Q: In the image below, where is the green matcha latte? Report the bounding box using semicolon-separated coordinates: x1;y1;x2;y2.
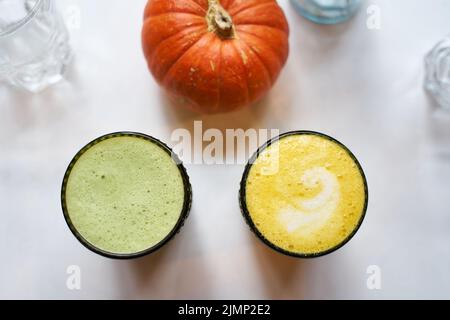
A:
62;133;191;258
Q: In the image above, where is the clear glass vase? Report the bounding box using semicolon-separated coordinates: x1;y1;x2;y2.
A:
290;0;362;25
0;0;72;92
425;36;450;110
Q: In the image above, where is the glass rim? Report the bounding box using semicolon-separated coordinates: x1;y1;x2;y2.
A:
304;0;362;10
0;0;44;37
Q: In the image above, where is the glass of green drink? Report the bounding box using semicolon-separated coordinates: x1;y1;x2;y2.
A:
61;132;192;259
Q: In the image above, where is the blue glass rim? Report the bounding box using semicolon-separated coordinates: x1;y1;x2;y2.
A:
290;0;362;25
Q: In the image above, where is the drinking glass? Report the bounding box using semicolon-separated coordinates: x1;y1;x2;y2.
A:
425;36;450;110
290;0;362;25
0;0;71;92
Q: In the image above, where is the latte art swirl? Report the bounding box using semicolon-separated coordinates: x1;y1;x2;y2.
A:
279;167;340;233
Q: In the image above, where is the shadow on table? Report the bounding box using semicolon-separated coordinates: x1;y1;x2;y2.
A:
159;88;295;132
0;57;83;131
248;234;307;299
289;4;362;47
115;204;213;299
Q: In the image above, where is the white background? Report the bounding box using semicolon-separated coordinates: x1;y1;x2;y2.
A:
1;0;450;299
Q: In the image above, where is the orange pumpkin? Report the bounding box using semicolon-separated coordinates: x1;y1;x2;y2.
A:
142;0;290;114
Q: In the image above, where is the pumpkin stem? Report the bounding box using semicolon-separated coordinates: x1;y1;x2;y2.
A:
207;0;235;39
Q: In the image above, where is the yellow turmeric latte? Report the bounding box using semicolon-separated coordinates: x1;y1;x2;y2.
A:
243;133;367;256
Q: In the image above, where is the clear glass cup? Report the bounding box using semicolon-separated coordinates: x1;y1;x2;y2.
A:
0;0;72;92
290;0;362;25
425;36;450;110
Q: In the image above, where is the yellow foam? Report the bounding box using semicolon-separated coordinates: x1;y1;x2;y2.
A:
245;134;366;255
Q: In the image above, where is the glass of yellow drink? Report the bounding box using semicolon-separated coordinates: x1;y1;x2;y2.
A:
240;131;368;258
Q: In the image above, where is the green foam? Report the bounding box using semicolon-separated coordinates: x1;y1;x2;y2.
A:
65;136;185;255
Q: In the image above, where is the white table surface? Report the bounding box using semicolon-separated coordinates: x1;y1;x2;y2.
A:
1;0;450;300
